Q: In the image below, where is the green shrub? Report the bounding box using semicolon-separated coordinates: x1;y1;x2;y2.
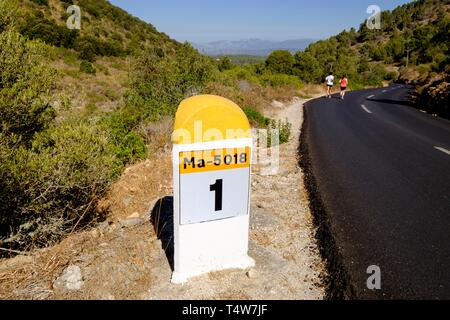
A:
218;56;233;71
384;71;398;81
76;37;97;62
114;131;147;164
259;73;303;88
31;0;49;6
243;106;269;128
0;0;18;32
20;15;79;49
222;66;260;85
0;30;56;143
266;119;292;147
101;108;148;165
0;121;121;250
80;60;96;74
126;43;218;120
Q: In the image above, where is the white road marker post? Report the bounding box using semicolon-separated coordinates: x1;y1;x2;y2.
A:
171;95;255;284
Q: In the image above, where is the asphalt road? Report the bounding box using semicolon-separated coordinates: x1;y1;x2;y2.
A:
304;84;450;299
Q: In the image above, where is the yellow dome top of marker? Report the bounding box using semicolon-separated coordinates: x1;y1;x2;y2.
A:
173;95;251;145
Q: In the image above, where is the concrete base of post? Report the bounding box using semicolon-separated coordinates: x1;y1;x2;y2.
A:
171;256;255;285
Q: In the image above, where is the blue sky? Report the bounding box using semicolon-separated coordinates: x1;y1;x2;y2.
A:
109;0;413;43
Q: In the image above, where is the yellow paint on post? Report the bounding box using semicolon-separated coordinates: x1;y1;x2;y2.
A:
172;95;251;145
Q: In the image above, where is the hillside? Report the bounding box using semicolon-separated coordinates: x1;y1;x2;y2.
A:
13;0;183;116
293;0;449;117
19;0;179;55
0;0;301;255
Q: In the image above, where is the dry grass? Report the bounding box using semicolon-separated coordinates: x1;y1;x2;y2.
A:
205;81;303;114
99;152;173;222
0;150;174;300
298;84;325;98
262;85;298;102
139;117;174;154
0;232;92;300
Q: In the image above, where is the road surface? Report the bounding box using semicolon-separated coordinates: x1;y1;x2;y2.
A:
304;84;450;299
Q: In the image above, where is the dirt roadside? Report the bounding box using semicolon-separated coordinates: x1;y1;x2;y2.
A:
0;96;326;300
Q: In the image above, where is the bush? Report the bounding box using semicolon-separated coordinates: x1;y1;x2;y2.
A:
243;106;269;128
222;66;260;86
80;60;96;74
0;30;56;143
20;15;79;49
384;71;398;81
101;108;148;165
0;121;121;251
126;43;218;120
0;0;18;32
259;73;303;88
76;37;97;62
267;119;292;147
218;56;233;71
114;131;147;164
31;0;48;6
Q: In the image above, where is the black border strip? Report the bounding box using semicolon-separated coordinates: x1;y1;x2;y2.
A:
298;101;356;300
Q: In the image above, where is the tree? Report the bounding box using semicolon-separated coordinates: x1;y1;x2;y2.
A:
126;42;218;119
385;36;405;62
293;51;323;83
265;50;295;74
218;56;232;71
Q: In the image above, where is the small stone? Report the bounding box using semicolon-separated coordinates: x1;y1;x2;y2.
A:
124;167;132;174
122;196;133;206
53;265;84;291
90;229;100;238
97;292;116;300
128;187;137;193
127;212;140;219
121;218;143;227
246;269;257;279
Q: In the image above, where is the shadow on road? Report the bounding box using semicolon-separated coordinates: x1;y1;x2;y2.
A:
150;196;174;271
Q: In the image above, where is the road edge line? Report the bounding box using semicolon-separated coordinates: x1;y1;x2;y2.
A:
434;146;450;156
361;104;372;114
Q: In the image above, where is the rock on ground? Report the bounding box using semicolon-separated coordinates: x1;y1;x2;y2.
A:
53;265;84;291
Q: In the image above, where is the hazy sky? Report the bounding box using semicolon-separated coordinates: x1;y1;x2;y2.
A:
109;0;413;43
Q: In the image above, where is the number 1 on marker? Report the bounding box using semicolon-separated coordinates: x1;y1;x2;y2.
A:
210;179;223;212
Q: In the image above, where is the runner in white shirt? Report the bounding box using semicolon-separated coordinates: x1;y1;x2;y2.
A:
325;72;334;99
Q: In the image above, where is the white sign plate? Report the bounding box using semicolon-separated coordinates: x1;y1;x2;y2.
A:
178;147;251;225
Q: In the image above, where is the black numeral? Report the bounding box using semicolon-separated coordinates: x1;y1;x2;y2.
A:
210;179;223;212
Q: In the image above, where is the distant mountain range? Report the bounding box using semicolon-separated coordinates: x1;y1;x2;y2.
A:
192;38;317;56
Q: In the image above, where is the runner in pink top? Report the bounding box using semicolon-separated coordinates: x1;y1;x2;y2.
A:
340;75;348;100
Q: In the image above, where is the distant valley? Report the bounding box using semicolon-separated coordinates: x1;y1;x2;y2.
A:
192;38;317;56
